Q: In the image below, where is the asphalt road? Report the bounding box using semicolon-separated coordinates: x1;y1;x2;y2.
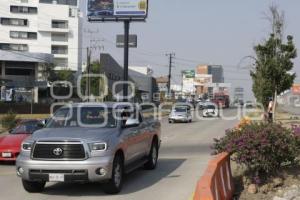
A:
0;109;239;200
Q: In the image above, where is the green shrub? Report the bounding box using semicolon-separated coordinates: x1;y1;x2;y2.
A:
1;110;18;130
212;122;299;183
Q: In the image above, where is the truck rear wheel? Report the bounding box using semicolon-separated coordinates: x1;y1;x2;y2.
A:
22;179;45;193
103;154;124;194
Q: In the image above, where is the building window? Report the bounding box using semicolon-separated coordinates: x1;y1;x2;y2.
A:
10;31;37;40
5;68;35;76
5;62;35;76
10;6;38;14
69;8;77;17
52;20;68;29
0;18;28;26
39;0;77;6
0;43;28;51
51;33;68;42
54;58;68;68
51;45;68;54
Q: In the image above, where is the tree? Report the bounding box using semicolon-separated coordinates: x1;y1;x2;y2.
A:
56;69;74;83
80;61;109;101
40;63;56;82
251;5;297;120
40;63;74;83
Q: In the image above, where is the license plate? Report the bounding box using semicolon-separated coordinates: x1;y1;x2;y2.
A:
49;174;64;182
1;152;12;158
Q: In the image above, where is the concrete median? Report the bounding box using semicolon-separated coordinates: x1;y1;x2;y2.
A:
193;152;234;200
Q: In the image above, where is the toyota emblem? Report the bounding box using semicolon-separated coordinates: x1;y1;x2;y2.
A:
53;148;63;156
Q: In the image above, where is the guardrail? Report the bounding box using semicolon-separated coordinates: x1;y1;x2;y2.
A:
193;152;234;200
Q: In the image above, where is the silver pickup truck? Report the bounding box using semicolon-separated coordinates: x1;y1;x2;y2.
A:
16;102;161;194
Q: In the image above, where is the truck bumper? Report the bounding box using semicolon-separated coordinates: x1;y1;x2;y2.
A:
16;154;113;183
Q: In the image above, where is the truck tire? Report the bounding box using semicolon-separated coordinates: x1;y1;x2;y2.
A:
22;179;45;193
144;140;158;170
103;154;124;194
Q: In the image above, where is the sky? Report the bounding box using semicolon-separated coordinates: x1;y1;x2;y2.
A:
81;0;300;100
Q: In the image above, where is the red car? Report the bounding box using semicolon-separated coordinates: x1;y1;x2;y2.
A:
0;120;43;161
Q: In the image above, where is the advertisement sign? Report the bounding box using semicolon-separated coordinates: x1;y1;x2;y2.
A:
182;70;195;79
87;0;148;20
116;34;137;48
182;78;195;94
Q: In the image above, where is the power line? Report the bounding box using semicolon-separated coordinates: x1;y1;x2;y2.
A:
173;57;205;64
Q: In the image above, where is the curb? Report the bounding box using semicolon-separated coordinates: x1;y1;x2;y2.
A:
193;152;234;200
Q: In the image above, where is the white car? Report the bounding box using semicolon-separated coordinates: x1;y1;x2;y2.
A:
169;106;192;123
203;104;219;117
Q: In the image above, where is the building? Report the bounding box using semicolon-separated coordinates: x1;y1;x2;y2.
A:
171;84;182;99
129;66;154;102
195;65;225;98
0;0;82;102
155;76;168;93
194;74;212;97
100;54;155;102
0;50;53;102
0;0;82;71
129;66;153;76
196;65;224;83
234;87;244;102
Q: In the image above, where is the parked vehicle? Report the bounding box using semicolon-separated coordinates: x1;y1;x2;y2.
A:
16;102;161;194
0;120;43;161
169;105;192;123
203;104;219;117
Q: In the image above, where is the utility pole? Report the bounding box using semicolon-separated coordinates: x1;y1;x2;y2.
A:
166;53;175;95
86;47;91;102
181;70;184;95
123;20;130;102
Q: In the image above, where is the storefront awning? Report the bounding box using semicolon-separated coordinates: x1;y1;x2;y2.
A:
0;50;53;63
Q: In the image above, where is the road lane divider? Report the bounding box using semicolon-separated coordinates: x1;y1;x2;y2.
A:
193;152;234;200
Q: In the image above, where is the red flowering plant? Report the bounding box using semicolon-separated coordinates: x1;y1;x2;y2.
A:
212;122;299;183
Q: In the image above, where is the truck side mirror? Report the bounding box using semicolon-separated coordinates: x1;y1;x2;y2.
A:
123;118;140;128
37;123;45;129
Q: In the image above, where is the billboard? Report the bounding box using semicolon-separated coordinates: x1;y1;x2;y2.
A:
182;70;195;79
87;0;148;20
182;78;194;94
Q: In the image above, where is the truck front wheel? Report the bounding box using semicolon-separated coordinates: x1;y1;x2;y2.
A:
22;179;45;193
103;154;124;194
